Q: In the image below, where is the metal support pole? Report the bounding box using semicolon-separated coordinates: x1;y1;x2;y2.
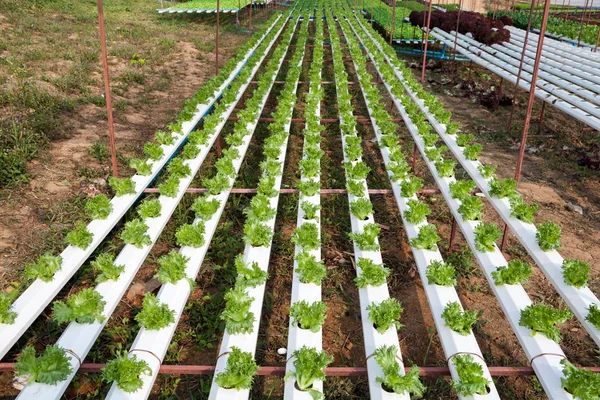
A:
216;0;220;76
565;0;571;22
390;0;397;45
449;219;457;252
587;0;595;25
451;0;464;82
537;101;546;135
399;0;405;40
421;0;434;84
500;223;509;251
96;0;119;178
249;0;253;37
594;26;600;51
411;143;418;170
371;0;374;27
514;0;552;183
578;0;590;47
507;0;537;131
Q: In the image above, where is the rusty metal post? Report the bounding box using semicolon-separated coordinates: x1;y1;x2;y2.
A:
371;0;375;27
500;223;509;251
400;0;406;40
216;0;220;76
565;0;571;22
507;0;537;131
594;25;600;51
578;0;590;47
537;101;546;135
421;4;427;52
96;0;119;178
587;0;594;24
451;0;464;82
421;0;434;84
390;0;397;45
514;0;552;183
449;219;457;252
249;0;253;37
411;143;418;170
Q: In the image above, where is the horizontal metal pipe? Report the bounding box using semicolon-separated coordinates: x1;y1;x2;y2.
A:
226;117;402;122
249;80;381;84
142;188;445;195
1;363;597;376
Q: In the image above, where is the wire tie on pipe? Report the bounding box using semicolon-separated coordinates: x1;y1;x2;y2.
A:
529;353;566;366
285;353;299;365
65;349;82;368
129;349;162;365
216;351;232;362
446;351;486;365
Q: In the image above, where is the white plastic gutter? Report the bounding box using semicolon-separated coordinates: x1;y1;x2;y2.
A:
343;16;501;400
353;14;600;349
332;17;412;400
207;15;302;400
501;32;600;83
350;21;572;399
508;26;596;56
16;14;291;400
494;39;600;89
105;12;300;400
423;116;600;348
0;14;282;362
283;19;324;400
432;28;600;119
446;29;600;100
499;40;600;87
527;27;600;56
107;12;301;400
507;26;600;67
428;30;600;131
540;31;597;51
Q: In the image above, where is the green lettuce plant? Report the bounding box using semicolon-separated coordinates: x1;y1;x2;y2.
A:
102;351;151;393
53;288;106;324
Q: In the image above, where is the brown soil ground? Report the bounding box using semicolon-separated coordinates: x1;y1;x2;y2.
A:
0;5;599;400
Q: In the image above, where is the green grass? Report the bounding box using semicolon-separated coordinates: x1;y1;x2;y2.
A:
172;0;251;9
0;0;247;187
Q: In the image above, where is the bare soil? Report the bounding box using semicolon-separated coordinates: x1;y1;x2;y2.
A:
0;5;599;400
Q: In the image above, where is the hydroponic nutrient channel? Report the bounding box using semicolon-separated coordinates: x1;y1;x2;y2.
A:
0;0;599;399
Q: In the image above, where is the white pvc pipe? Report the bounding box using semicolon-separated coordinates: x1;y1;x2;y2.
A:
208;15;301;400
530;27;600;54
445;29;600;100
284;19;323;400
429;30;600;131
509;26;597;56
334;19;410;400
16;14;290;400
0;14;283;362
355;18;600;350
349;15;588;398
341;17;499;400
497;39;600;88
359;42;572;398
107;13;299;400
433;28;600;119
507;26;600;66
